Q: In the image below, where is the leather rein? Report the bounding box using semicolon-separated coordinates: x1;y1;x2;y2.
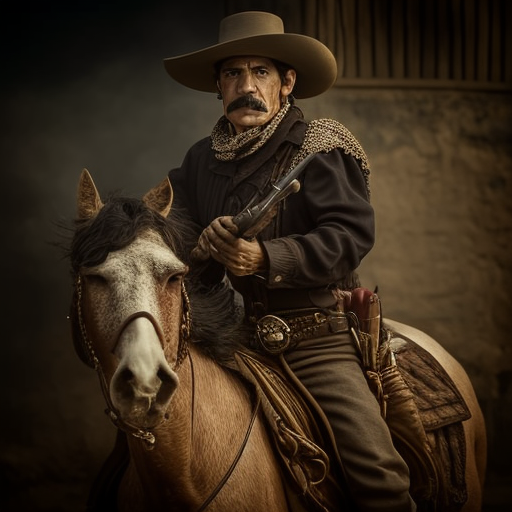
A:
74;273;260;510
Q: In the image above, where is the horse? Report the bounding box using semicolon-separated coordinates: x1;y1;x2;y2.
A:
68;169;486;512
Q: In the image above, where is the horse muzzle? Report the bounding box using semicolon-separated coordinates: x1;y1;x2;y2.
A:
110;314;179;429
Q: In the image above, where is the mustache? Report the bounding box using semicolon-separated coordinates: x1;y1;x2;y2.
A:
226;95;268;114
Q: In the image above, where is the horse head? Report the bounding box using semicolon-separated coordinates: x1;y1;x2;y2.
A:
70;169;190;440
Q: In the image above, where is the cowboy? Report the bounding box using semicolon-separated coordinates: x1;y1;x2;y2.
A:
165;11;416;511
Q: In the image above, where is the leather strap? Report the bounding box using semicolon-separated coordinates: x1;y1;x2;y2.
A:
276;309;349;342
196;395;261;512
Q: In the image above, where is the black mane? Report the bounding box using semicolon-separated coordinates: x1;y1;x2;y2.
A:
69;194;249;364
70;196;185;272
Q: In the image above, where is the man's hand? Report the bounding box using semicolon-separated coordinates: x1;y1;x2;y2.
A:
190;216;267;276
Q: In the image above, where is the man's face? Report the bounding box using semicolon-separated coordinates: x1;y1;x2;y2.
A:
217;56;296;134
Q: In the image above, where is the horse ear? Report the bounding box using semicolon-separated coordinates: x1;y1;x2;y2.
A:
142;177;174;218
77;169;104;219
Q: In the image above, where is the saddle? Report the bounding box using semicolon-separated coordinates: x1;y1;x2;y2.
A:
235;350;346;512
236;287;472;512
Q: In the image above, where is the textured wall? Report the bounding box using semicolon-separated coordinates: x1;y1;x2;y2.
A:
1;2;511;511
301;88;512;509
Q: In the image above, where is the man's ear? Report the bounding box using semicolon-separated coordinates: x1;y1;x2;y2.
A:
216;80;223;99
281;69;296;97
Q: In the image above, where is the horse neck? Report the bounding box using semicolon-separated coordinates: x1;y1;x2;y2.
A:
124;343;253;507
186;345;253;473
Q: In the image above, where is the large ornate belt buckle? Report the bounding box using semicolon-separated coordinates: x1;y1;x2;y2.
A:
256;315;291;354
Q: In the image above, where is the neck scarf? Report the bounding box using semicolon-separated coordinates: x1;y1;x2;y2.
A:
211;99;291;161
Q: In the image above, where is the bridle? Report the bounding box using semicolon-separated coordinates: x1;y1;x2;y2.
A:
74;272;260;510
74;273;191;449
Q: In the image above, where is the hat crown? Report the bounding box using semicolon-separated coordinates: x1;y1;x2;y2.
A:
218;11;284;43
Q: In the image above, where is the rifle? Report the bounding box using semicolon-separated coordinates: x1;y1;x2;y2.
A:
190;153;315;262
233;152;316;239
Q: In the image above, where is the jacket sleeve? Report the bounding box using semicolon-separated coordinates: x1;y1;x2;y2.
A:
261;149;375;289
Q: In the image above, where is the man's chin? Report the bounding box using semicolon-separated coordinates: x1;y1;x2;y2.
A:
228;111;270;132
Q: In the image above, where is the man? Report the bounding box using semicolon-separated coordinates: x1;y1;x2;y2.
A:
164;11;416;511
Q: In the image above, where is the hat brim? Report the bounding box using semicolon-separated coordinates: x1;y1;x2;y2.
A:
163;33;337;99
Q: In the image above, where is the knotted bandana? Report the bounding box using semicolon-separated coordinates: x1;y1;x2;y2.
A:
211;99;291;161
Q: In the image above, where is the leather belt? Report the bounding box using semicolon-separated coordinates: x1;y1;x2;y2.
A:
255;308;349;355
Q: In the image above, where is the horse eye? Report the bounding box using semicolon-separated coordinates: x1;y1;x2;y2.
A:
165;273;181;286
84;274;108;286
163;267;188;287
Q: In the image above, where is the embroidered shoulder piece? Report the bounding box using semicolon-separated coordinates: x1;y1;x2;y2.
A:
290;118;371;198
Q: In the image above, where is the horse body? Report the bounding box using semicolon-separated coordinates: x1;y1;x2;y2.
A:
70;169;485;511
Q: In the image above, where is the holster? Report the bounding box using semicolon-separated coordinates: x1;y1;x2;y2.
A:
333;287;442;507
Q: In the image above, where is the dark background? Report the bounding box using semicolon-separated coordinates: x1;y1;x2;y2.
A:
2;1;511;511
2;2;225;510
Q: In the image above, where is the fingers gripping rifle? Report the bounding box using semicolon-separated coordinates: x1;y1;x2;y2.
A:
190;153;316;262
233;152;316;239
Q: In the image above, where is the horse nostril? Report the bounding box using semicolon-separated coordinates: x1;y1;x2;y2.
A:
156;366;178;405
157;367;175;384
112;368;136;403
120;367;134;382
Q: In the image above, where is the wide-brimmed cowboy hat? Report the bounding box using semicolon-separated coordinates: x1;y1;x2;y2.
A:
163;11;337;99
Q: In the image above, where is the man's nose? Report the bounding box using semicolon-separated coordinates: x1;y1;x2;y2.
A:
238;71;256;94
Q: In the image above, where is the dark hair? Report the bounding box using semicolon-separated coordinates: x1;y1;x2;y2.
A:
272;59;294;83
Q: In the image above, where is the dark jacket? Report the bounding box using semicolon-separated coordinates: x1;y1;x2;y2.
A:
169;107;375;314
